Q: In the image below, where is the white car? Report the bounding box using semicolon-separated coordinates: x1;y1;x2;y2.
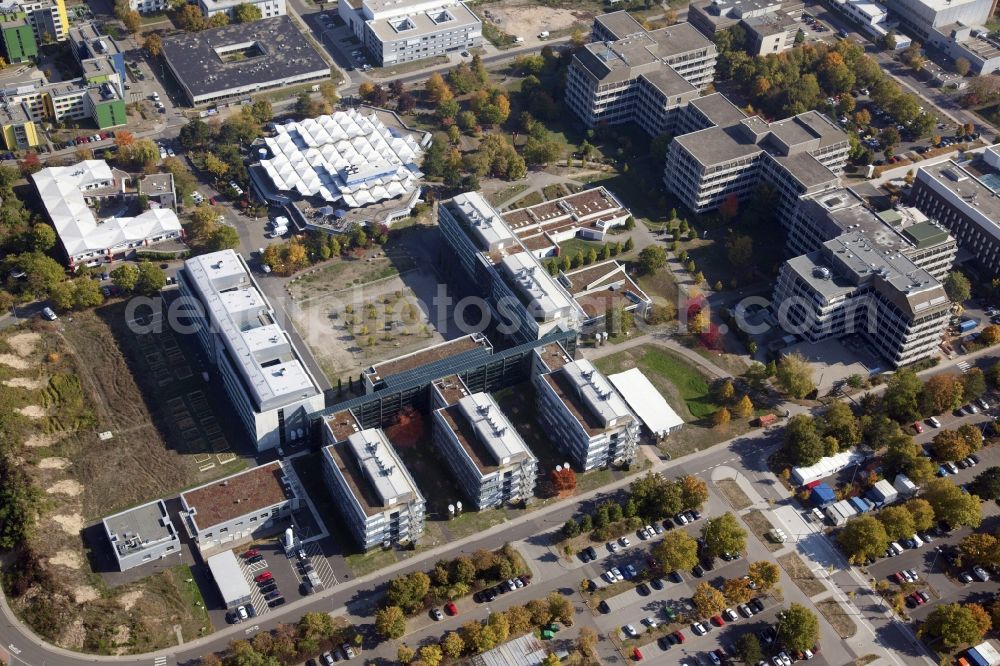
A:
642;616;659;629
638;527;649;540
692;622;707;635
607;541;619;553
623;624;639;638
237;605;248;621
619;536;630;548
610;567;622;581
603;570;617;583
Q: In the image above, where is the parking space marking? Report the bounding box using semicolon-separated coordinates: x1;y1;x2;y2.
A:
153;656;167;666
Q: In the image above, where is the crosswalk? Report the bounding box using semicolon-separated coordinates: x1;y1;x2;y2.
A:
154;656;167;666
958;360;972;373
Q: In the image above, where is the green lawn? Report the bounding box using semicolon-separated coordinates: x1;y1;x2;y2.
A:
558;237;607;262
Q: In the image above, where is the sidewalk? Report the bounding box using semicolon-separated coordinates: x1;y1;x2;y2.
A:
580;331;733;380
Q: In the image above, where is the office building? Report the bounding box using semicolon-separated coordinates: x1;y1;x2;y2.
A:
531;343;638;470
0;99;39;149
0;76;125;133
161;17;329;105
438;192;584;344
938;25;1000;75
785;186;957;279
338;0;482;67
664;102;849;214
127;0;167;13
0;0;68;54
178;250;325;451
558;260;652;327
102;500;180;571
179;461;300;553
500;186;632;255
565;13;716;136
198;0;285;20
0;9;38;62
321;412;426;550
431;378;537;510
363;333;493;394
69;22;127;97
909;151;1000;278
688;0;798;55
882;0;994;44
31;160;182;268
258;109;423;211
138;172;177;211
773;231;950;367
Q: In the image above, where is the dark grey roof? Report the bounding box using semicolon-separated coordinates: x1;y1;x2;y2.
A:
160;16;328;99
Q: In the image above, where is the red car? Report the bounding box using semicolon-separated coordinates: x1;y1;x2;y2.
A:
673;631;685;643
913;421;924;433
254;571;273;584
909;592;925;605
632;647;643;661
445;601;458;616
242;548;260;559
893;571;905;584
710;615;725;627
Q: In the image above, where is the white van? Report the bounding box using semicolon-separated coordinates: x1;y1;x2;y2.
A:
888;542;903;556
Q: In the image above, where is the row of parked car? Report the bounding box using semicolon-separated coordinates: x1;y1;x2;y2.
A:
471;574;532;604
53;131;117;151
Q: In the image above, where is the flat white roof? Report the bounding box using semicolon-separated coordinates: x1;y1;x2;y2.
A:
32;160;181;259
346;428;422;507
206;550;252;606
563;359;632;427
607;368;684;436
260;109;423;208
182;250;320;410
501;251;574;321
456;393;533;466
450;191;518;251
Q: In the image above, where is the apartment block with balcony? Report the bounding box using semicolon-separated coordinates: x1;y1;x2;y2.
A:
565;12;716;136
531;343;638;471
321;411;426;550
431;378;537;510
178;250;325;451
773;232;950;367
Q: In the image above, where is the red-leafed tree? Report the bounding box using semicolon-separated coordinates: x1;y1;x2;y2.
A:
550;467;577;495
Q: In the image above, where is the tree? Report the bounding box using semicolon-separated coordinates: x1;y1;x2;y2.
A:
748;561;780;592
954;57;971;76
883;368;923;423
960;533;1000;568
963;369;988;404
121;9;140;33
905;498;936;533
944;270;972;303
135;261;165;296
547;592;574;625
386;571;431;614
679;474;709;511
716;379;735;402
775;353;815;399
725;234;754;273
701;512;747;557
206;226;241;252
418;644;443;666
441;632;464;658
425;73;453;104
838;515;889;564
375;605;406;639
232;2;262;22
713;407;731;428
980;325;1000;346
736;633;763;665
877;505;916;541
777;604;820;653
933;429;972;462
652;530;699;573
397;645;415;664
921;374;964;416
175;3;206;30
723;577;753;605
923;478;982;529
783;415;824;467
921;603;990;647
692;581;727;618
30;223;57;252
973;467;1000;501
71;277;104;309
143;33;163;58
204;152;229;179
723;395;751;420
638;245;667;275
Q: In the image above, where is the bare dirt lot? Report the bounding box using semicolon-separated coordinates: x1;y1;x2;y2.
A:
0;310;217;654
484;0;595;39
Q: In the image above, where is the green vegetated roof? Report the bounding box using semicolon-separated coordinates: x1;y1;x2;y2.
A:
901;220;950;249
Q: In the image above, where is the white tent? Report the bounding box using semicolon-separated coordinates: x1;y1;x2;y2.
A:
607;368;683;437
206;550;252;608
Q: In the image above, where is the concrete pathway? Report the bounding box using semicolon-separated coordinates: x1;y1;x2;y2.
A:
579;331;733;380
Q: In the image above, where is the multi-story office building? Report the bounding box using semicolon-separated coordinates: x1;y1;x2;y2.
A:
688;0;798;55
363;334;493;394
430;376;537;509
784;186;957;279
338;0;482;67
198;0;285;20
321;410;426;550
773;232;950;367
565;12;716;136
0;99;39;149
531;343;638;471
664;103;849;214
909;151;1000;278
438;192;584;344
69;22;127;97
102;500;180;571
0;0;68;50
0;9;38;63
179;461;300;553
178;250;325;451
881;0;994;44
31;160;182;267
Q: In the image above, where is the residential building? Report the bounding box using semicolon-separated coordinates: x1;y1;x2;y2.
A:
69;22;127;97
31;160;183;268
558;260;652;328
438;192;584;344
127;0;167;13
531;343;638;470
431;378;537;510
0;99;40;149
773;231;950;367
179;461;300;553
500;186;632;256
565;13;716;136
102;500;180;571
257;109;423;212
909;152;1000;278
688;0;798;55
161;17;329;105
0;10;38;63
784;186;957;279
198;0;285;20
178;250;325;451
338;0;482;67
321;412;426;550
664;103;849;214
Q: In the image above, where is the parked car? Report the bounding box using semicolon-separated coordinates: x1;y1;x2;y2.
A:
973;566;991;581
254;571;272;584
692;622;707;635
431;607;443;620
42;306;57;321
242;548;259;559
623;624;639;638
